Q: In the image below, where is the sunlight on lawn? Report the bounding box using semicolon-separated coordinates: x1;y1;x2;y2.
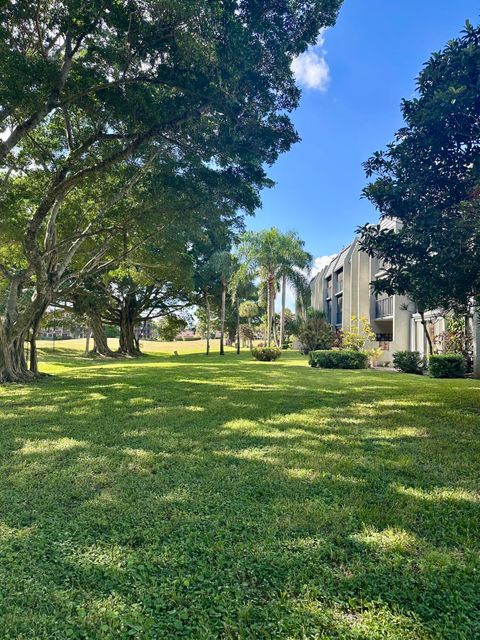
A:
0;348;478;639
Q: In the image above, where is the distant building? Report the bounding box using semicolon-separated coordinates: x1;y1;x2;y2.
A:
176;330;196;340
310;219;446;364
38;326;87;339
135;320;154;340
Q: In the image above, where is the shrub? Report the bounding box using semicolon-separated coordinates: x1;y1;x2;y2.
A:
342;315;376;350
368;347;384;367
393;350;424;374
429;354;466;378
297;309;335;354
251;346;282;361
308;349;369;369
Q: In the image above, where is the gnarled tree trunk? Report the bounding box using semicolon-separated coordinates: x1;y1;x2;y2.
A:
0;293;49;382
88;311;116;357
118;296;141;356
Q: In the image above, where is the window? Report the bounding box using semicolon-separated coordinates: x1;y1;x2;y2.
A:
336;295;343;325
335;269;343;294
326;299;332;322
375;333;393;342
326;276;332;299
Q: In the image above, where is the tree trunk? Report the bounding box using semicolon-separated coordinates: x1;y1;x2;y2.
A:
270;279;277;347
0;326;33;383
29;330;38;374
0;295;49;382
88;311;116;357
205;292;211;356
119;313;140;356
266;278;272;347
419;311;434;356
236;297;240;355
280;274;286;348
220;283;226;355
464;312;474;373
85;330;91;354
473;307;480;379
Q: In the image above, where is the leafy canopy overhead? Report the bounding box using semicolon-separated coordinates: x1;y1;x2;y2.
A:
359;21;480;314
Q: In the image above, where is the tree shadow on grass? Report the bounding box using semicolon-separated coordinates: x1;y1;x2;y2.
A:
0;354;479;638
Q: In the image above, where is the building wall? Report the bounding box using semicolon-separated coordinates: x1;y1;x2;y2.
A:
310;234;421;364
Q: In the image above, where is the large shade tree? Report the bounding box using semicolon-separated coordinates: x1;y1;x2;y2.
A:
358;21;480;360
0;0;342;382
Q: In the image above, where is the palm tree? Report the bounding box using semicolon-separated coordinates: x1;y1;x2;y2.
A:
208;251;234;356
236;229;285;347
239;300;259;349
236;228;311;347
230;271;256;354
277;232;312;347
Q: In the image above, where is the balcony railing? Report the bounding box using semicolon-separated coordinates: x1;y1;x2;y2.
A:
375;296;393;318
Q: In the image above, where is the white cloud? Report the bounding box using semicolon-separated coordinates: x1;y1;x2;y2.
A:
291;30;330;91
275;255;336;312
312;254;337;276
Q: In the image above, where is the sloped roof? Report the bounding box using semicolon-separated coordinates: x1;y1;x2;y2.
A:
324;242;352;277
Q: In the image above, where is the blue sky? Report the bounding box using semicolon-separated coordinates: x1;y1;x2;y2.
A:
248;0;479;271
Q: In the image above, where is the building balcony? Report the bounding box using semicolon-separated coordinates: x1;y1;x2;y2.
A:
375;296;393;319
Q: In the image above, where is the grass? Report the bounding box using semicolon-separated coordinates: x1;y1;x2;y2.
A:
0;341;479;639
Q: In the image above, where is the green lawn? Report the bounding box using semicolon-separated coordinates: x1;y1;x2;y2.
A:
0;344;479;639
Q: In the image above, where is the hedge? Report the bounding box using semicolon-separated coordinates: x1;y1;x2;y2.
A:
308;349;369;369
251;346;282;361
429;354;466;378
393;351;424;374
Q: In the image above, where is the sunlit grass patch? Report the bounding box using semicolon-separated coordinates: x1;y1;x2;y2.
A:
0;347;478;639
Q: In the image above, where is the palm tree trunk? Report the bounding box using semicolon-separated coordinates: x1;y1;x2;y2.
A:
280;273;286;347
236;297;240;355
220;283;226;355
205;293;211;356
266;278;271;347
270;279;277;347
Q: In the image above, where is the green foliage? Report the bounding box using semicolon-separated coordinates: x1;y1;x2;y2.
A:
393;351;424;375
240;324;255;343
236;228;312;346
368;347;384;367
251;346;282;361
157;316;188;342
297;309;335;354
104;325;120;338
0;0;342;379
239;300;259;322
429;354;466;378
359;22;480;315
342;315;376;351
309;349;369;369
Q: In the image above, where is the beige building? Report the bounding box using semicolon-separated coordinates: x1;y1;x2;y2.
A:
310;221;446;364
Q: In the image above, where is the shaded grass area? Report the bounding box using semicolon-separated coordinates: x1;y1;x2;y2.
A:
0;346;479;639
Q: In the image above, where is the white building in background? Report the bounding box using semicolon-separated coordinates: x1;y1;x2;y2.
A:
310;220;445;364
